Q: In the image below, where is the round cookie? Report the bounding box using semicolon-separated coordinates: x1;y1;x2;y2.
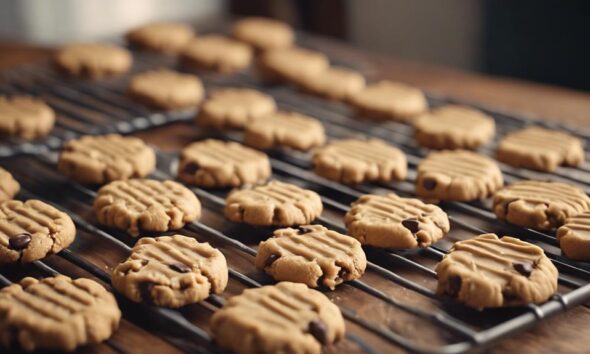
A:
257;47;329;84
126;22;194;54
54;43;132;79
225;181;323;226
436;233;558;309
557;211;590;261
0;199;76;264
416;150;503;201
312;138;407;185
413;105;496;150
128;69;204;110
244;111;325;151
297;66;366;101
0;96;55;139
197;88;276;130
493;180;590;231
232;17;294;51
178;139;271;188
497;126;584;172
210;282;345;354
0;275;121;352
345;194;450;249
112;235;228;308
255;225;366;289
58;134;156;184
181;35;253;73
349;80;428;123
94;179;201;236
0;167;20;201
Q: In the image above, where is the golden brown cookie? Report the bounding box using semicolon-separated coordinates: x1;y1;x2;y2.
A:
232;17;294;51
210;282;345;354
58;134;156;184
94;179;201;236
181;35;253;73
497;127;585;172
416;150;503;201
349;80;428;122
413;105;496;149
54;43;132;79
255;225;366;289
297;66;366;101
244;111;325;151
126;22;194;53
493;180;590;231
257;47;329;84
557;211;590;261
0;167;20;201
112;235;227;308
178;139;271;188
0;96;55;139
312;138;407;185
0;200;76;264
436;233;558;309
345;194;450;249
0;275;121;352
197;88;276;130
128;69;204;110
225;181;323;226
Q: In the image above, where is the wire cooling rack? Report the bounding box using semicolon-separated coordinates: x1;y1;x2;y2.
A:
1;37;590;354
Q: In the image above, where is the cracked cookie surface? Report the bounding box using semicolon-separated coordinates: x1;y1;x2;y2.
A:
54;43;132;79
0;96;55;139
0;167;20;201
94;179;201;236
0;200;76;264
436;233;558;309
112;235;227;308
256;225;366;289
0;275;120;352
211;282;345;354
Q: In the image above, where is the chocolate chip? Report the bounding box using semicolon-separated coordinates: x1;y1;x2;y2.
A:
138;282;154;303
141;259;149;266
513;261;534;277
9;233;32;250
502;289;518;302
265;254;279;268
422;178;437;190
183;162;199;174
308;320;329;345
401;218;420;234
169;262;191;273
447;276;462;296
297;225;314;234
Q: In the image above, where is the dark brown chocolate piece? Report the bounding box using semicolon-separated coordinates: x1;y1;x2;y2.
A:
9;233;32;250
308;320;329;345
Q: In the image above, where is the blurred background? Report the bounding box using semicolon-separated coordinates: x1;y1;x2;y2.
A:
0;0;589;90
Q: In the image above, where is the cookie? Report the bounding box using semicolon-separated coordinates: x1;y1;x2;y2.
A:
416;150;503;201
225;181;323;226
232;17;294;51
312;138;407;185
0;275;121;352
493;180;590;231
181;35;253;73
413;105;496;150
557;211;590;261
0;200;76;264
128;69;204;110
257;47;329;84
210;282;345;354
244;111;326;151
0;167;20;201
112;235;227;308
255;225;366;289
497;126;584;172
126;22;194;54
0;96;55;139
349;80;428;122
345;194;450;249
436;233;558;309
54;43;132;79
197;88;276;130
178;139;271;188
297;66;366;101
58;134;156;184
94;179;201;236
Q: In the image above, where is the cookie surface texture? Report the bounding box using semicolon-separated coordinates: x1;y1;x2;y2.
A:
126;22;194;53
0;167;20;202
181;35;253;73
54;43;132;78
557;211;590;261
257;47;329;83
0;96;55;139
298;66;366;101
128;69;204;110
232;17;294;50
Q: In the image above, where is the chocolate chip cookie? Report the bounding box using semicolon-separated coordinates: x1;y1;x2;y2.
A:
126;22;194;53
557;211;590;261
232;17;294;51
0;96;55;139
54;43;132;79
0;167;20;201
181;35;253;73
128;69;204;110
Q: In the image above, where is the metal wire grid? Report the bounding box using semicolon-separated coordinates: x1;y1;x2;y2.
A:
0;49;589;353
